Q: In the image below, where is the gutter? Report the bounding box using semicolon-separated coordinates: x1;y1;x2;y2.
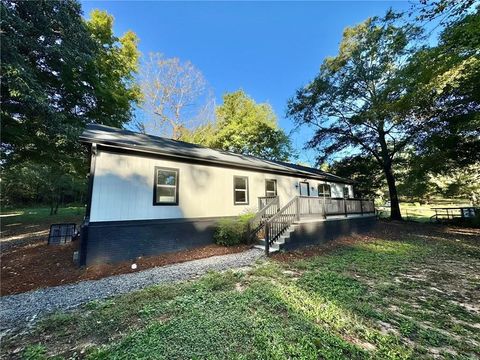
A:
79;137;354;185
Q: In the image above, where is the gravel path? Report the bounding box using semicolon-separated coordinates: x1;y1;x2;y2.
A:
0;248;263;333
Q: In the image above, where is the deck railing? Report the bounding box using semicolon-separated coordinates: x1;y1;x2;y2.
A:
263;196;375;255
248;196;279;242
258;196;279;210
264;196;299;253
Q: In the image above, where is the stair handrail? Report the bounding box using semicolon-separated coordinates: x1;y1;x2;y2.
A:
248;196;279;242
264;196;299;255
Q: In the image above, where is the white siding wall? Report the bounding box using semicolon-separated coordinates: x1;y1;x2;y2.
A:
90;150;354;222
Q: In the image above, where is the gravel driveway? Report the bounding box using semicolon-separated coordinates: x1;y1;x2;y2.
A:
0;248;263;334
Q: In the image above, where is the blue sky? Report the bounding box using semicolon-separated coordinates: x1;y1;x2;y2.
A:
81;1;411;165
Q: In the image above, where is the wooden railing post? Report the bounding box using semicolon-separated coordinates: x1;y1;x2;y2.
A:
322;196;327;219
360;199;363;215
296;196;300;221
344;199;348;217
265;221;270;256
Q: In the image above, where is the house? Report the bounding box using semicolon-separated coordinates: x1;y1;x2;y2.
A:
78;124;375;265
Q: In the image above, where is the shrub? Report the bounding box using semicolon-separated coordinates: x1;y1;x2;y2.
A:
214;213;254;246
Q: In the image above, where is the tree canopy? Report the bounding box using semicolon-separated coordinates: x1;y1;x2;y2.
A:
0;1;140;211
181;90;293;161
1;1;140;165
139;52;213;139
287;11;424;219
287;6;479;218
404;8;480;174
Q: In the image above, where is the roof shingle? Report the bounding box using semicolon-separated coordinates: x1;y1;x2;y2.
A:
80;124;352;184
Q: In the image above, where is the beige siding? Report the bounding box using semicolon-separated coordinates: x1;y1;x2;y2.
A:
90;149;354;222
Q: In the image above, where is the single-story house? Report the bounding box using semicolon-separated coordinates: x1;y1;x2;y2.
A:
79;124;375;265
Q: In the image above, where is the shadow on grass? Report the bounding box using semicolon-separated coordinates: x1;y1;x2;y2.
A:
6;225;480;360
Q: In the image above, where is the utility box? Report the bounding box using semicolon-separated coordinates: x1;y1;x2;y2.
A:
48;223;77;245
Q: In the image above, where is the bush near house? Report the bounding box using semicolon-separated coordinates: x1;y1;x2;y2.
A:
213;213;254;246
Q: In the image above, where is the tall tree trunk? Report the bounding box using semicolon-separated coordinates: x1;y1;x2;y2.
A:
383;164;402;220
54;194;61;215
377;126;402;220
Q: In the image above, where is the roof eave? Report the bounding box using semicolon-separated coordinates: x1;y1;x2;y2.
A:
79;135;354;184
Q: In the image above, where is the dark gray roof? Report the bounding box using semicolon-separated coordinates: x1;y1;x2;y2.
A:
80;124;353;184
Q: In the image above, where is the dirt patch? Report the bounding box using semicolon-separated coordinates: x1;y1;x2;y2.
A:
272;233;375;262
0;241;250;296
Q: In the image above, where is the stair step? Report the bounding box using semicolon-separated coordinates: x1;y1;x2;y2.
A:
257;237;288;246
276;236;288;245
254;244;280;253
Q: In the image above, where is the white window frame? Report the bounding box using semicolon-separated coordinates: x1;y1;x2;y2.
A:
265;179;277;197
318;183;331;198
154;167;179;205
234;176;249;205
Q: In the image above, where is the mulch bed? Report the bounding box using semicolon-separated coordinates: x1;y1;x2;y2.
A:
0;241;250;296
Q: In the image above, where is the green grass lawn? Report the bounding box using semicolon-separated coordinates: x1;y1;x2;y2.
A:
1;206;85;240
377;201;473;223
2;222;479;359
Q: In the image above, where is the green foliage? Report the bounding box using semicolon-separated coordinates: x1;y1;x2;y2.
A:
193;270;242;292
213;213;254;246
0;1;140;207
403;9;480;176
1;161;86;209
287;7;479;218
328;155;385;198
415;0;477;23
85;10;141;126
181;90;294;161
1;206;84;226
22;344;47;360
287;11;423;220
1;0;95;165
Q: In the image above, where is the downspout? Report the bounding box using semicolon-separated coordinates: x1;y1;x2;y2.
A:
79;143;97;266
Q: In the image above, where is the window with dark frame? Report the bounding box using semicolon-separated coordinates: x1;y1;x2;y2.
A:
154;167;179;205
318;184;331;198
299;181;310;196
234;176;249;205
343;186;350;198
265;179;277;197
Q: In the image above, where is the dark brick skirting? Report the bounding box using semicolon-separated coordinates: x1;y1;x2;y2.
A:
283;216;376;251
81;217;226;266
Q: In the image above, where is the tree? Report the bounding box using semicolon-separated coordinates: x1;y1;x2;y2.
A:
287;11;423;220
181;90;293;161
328;155;385;199
85;10;141;126
0;1;140;208
139;52;213;139
414;0;477;23
404;8;480;175
1;0;94;165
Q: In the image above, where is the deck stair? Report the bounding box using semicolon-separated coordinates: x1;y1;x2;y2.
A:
249;195;375;255
254;223;298;253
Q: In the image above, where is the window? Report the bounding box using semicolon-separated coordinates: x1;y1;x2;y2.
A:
234;176;249;205
343;186;350;198
299;181;310;196
265;179;277;197
318;184;331;198
154;167;179;205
